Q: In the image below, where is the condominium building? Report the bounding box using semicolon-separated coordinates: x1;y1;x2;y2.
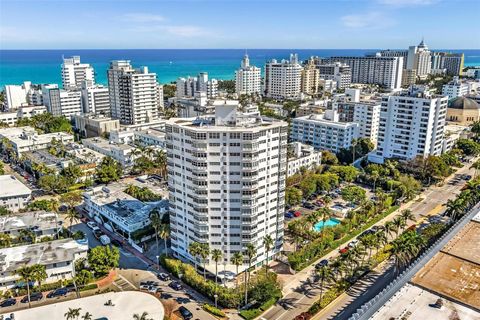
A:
176;73;218;99
235;54;261;95
290;110;359;153
301;58;320;95
4;81;31;110
0;211;62;239
72;114;120;138
352;101;381;145
108;60;159;125
42;85;82;118
318;62;352;89
327;56;403;89
378;49;409;69
0;239;88;290
442;77;470;99
157;84;164;109
61;56;95;89
166;104;288;274
287;142;322;177
81;137;136;167
432;52;465;76
0;175;32;212
368;85;448;164
264;54;303;100
407;39;431;79
81;83;110;115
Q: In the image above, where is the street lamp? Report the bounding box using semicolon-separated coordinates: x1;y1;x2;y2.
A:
214;294;218;309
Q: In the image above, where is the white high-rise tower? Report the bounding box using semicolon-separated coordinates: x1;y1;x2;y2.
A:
235;54;261;95
61;56;95;89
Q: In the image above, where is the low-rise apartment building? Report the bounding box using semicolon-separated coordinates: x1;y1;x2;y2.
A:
287;142;322;177
0;175;32;212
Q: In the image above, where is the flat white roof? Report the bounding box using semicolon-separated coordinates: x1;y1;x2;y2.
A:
0;291;164;320
0;175;31;197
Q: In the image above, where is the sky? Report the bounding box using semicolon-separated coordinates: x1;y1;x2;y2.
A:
0;0;479;49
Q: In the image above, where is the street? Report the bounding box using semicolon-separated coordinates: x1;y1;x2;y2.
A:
262;162;475;320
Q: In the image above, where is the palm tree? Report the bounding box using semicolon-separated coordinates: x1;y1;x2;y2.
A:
149;211;162;257
393;216;406;235
64;307;82;320
319;208;332;245
188;242;201;271
370;171;380;191
133;312;152;320
0;233;12;248
159;223;170;257
400;209;416;224
211;249;223;284
263;234;274;275
82;312;93;320
231;251;244;288
15;266;35;308
244;243;257;305
384;221;396;239
199;243;210;280
471;160;480;178
314;265;333;305
64;208;79;235
31;264;47;289
445;198;465;221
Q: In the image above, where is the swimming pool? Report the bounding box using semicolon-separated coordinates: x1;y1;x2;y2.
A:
313;218;341;231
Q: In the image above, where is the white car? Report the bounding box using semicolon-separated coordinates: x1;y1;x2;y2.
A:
86;221;98;230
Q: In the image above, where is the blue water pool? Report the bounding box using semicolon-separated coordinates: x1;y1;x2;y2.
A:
313;218;341;231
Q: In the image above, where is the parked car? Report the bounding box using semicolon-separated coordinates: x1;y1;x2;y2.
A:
86;221;98;230
284;212;294;219
315;259;329;269
111;239;122;247
176;297;190;304
339;247;349;254
303;202;315;210
178;306;193;320
47;288;67;298
100;234;111;245
348;240;359;248
160;292;173;299
169;281;182;291
139;284;150;290
157;273;171;281
21;292;43;303
293;211;302;217
93;229;105;239
0;298;16;308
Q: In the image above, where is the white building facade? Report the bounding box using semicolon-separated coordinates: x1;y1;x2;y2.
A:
81;83;110;115
290;111;359;153
61;56;95;89
442;77;470;99
287;142;322;177
353;101;381;145
264;54;303;100
166;105;288;274
108;61;159;125
235;55;261;95
368;86;448;164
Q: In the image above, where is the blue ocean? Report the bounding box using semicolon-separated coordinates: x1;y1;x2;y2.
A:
0;49;479;88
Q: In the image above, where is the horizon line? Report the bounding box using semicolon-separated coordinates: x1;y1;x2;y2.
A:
1;48;478;51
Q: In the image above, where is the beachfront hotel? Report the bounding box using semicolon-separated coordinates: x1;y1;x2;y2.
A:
235;54;262;95
165;103;288;275
264;53;303;100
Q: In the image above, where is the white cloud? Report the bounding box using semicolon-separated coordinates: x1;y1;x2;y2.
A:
341;12;394;29
377;0;437;6
123;13;165;23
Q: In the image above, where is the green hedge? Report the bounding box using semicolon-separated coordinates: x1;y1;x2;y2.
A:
202;303;226;318
80;283;98;292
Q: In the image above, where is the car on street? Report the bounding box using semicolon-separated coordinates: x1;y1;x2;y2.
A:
47;288;67;298
148;286;158;293
0;298;16;308
169;281;183;291
139;284;150;290
315;259;329;269
293;211;302;217
175;297;190;304
21;292;43;303
303;202;315;209
157;273;171;281
178;306;193;320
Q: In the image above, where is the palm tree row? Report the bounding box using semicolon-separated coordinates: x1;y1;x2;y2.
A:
15;264;47;308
